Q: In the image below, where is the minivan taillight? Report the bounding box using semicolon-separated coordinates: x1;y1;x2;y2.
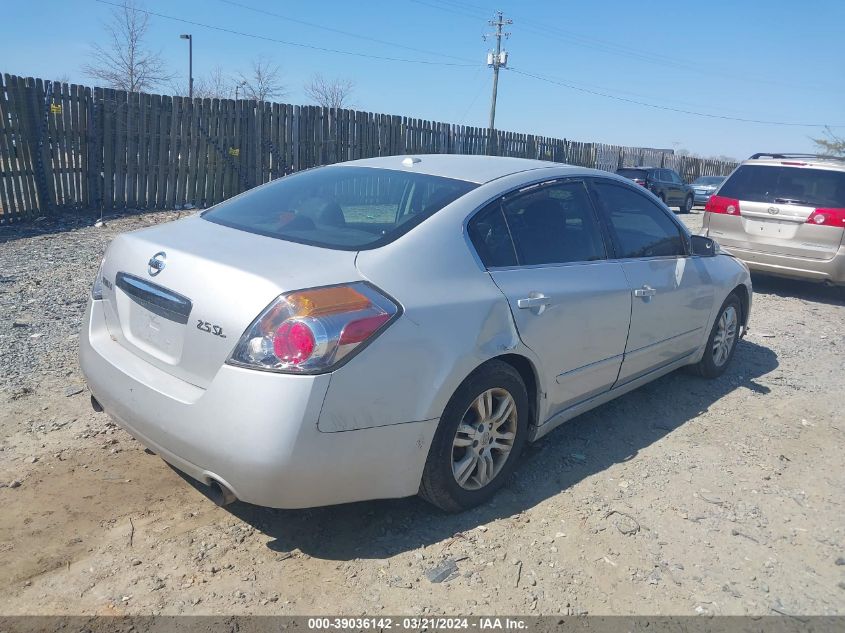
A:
229;282;400;374
807;208;845;227
705;195;741;216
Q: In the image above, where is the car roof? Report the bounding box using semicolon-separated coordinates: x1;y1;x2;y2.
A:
337;154;603;184
742;154;845;173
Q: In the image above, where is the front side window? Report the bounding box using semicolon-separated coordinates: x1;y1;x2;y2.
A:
203;166;477;249
469;180;606;267
592;181;686;259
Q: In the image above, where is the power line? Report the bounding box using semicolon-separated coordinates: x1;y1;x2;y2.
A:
216;0;477;64
412;0;829;92
509;67;843;128
93;0;480;67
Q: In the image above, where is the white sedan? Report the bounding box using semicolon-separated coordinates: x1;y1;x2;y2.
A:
80;155;752;511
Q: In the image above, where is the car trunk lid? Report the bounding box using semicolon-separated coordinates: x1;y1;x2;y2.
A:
98;215;361;388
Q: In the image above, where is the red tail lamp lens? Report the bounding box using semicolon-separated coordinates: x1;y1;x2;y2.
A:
807;208;845;227
273;320;316;364
338;313;391;345
705;195;741;216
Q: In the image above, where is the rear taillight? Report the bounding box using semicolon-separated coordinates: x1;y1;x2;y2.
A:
633;178;646;187
705;195;741;216
229;282;400;374
806;208;845;227
91;257;106;300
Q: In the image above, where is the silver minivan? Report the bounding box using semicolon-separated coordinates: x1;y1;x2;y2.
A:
703;153;845;285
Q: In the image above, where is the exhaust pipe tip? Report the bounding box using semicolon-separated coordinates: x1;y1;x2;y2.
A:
90;395;104;412
207;479;237;507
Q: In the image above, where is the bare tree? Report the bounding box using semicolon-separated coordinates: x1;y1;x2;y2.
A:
172;66;233;99
82;0;173;92
812;126;845;158
237;56;286;102
304;73;355;109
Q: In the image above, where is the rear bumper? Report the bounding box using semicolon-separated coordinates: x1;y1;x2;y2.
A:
79;299;438;508
718;244;845;285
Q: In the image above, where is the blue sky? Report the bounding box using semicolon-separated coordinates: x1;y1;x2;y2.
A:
2;0;843;160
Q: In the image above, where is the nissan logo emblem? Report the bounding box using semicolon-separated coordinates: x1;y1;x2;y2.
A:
148;252;166;276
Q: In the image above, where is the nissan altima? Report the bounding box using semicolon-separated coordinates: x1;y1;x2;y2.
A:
80;155;752;512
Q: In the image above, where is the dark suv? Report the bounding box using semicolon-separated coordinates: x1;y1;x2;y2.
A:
616;167;695;213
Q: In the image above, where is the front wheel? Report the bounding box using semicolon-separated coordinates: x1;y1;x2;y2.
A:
419;361;529;512
681;194;694;214
692;294;742;378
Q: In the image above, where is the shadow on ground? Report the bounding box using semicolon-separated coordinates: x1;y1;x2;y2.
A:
191;339;779;561
750;273;844;307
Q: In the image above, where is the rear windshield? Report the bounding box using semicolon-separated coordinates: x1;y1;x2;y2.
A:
693;176;725;185
719;165;845;208
203;166;477;249
616;168;648;179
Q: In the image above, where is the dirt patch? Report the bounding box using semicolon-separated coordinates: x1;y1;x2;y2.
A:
0;210;843;616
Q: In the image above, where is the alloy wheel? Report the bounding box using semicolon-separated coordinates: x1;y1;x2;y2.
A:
451;388;517;490
712;305;738;367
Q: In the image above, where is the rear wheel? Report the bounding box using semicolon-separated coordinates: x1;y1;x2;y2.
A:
681;194;694;214
420;361;529;512
658;192;666;205
692;294;741;378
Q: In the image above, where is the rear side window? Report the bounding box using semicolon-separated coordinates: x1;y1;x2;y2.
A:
593;181;686;258
469;181;606;267
719;165;845;207
203;166;477;249
468;205;518;267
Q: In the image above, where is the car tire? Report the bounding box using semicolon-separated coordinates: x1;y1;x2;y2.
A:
681;194;694;214
419;360;529;512
691;293;742;379
658;192;666;205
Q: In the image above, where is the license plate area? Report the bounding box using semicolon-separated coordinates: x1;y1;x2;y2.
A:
115;273;193;364
743;217;799;239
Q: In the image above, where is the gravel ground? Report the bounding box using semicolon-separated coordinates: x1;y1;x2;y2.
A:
0;209;843;616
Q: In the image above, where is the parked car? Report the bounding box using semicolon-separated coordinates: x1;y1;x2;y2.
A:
703;153;845;286
81;155;752;512
615;167;695;213
691;175;726;206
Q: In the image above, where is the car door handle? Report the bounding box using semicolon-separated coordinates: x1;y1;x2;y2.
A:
633;285;657;298
517;295;552;309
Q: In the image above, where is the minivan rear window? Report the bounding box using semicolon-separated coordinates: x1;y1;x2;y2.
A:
719;165;845;208
203;166;477;250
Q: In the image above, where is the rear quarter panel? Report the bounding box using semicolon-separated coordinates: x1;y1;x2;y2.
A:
317;175;557;433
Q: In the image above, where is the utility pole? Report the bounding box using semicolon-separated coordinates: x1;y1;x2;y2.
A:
484;11;511;143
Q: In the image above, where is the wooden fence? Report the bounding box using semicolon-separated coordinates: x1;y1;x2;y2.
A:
0;72;738;223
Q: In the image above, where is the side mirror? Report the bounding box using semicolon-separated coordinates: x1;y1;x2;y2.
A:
690;234;717;257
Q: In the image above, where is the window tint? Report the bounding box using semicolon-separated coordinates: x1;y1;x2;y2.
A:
203;166;477;250
669;171;684;184
469;181;607;267
719;165;845;208
593;181;686;258
502;181;606;265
